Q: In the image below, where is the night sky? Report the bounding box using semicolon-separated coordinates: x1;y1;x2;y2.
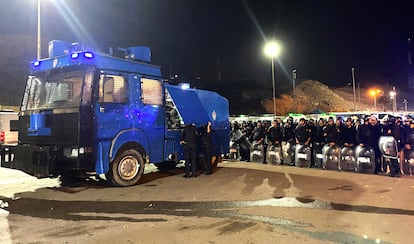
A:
1;0;414;89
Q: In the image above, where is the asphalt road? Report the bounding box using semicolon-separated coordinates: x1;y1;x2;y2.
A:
1;161;414;244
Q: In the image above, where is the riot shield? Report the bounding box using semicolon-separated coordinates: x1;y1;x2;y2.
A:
378;136;398;159
312;142;325;169
340;146;357;172
229;141;239;161
378;136;399;175
294;144;311;167
282;141;295;166
250;141;264;163
355;145;375;174
266;144;283;165
402;148;414;175
322;144;340;170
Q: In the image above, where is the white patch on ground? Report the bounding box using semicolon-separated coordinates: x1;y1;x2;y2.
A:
0;167;61;244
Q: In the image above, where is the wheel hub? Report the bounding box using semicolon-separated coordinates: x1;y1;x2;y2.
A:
118;156;139;180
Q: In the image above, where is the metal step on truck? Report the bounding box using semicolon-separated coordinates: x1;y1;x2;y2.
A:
0;40;230;186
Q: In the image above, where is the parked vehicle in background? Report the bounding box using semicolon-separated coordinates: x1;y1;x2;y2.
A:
0;111;18;145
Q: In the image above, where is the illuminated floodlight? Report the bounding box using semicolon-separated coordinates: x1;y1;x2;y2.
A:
33;61;41;67
71;52;79;59
84;52;94;59
264;41;281;58
179;83;190;90
389;91;396;97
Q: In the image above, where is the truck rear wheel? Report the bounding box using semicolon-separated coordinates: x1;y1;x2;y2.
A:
107;149;145;187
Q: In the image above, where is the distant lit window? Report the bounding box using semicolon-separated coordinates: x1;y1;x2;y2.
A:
99;74;127;103
141;78;162;105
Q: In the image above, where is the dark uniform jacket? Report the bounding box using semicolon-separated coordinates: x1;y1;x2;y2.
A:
180;124;198;145
295;124;311;144
323;124;340;144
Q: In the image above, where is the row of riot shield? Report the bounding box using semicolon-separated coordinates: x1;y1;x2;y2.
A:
230;135;414;176
318;144;375;173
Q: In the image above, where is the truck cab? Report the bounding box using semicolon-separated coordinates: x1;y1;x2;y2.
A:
1;40;230;186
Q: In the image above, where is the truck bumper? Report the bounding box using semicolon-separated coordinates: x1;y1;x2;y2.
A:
0;145;52;178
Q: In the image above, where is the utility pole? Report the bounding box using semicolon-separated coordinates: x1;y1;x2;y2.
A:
352;68;356;111
292;69;297;113
403;99;408;113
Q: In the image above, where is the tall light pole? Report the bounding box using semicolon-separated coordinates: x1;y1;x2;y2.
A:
370;90;377;110
264;41;281;117
292;69;297;113
352;68;356;111
37;0;41;60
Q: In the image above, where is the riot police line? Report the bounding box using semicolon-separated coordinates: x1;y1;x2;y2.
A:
229;114;414;177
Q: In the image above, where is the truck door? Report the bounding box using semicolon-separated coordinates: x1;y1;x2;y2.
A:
94;72;130;172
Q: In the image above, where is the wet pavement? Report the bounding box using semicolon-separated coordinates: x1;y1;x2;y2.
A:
1;162;414;243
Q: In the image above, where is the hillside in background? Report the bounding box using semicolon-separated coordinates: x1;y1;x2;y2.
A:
261;80;412;115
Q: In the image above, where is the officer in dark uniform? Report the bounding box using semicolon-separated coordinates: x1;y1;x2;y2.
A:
267;119;284;146
358;115;382;174
312;118;326;167
342;118;357;147
295;118;311;146
252;121;266;163
282;120;296;165
199;122;213;175
180;123;198;178
323;117;340;146
400;120;414;175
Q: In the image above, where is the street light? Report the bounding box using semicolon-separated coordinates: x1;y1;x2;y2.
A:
37;0;41;60
369;89;378;110
264;41;281;117
390;86;397;113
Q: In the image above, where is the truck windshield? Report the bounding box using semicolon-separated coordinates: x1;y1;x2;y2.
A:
21;66;93;111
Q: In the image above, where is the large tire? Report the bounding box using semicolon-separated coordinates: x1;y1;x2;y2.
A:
106;149;145;187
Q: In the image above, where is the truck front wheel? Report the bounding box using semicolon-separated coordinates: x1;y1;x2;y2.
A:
107;149;145;187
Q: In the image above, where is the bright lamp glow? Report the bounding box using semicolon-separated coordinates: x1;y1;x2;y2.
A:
264;41;281;58
71;53;79;59
84;52;94;59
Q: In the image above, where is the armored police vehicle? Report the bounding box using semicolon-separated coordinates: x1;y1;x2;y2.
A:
0;40;230;186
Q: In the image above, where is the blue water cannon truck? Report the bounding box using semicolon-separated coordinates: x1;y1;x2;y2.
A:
0;40;230;186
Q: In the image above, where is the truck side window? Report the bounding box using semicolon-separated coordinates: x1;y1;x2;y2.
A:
141;78;162;105
99;74;127;103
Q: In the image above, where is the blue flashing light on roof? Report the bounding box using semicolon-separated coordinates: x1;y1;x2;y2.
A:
179;83;190;90
32;61;41;67
71;52;79;59
84;52;94;59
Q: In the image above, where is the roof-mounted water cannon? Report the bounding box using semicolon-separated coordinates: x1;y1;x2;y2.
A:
118;46;151;63
48;40;84;58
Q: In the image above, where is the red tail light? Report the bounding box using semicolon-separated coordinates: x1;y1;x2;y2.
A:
0;132;4;143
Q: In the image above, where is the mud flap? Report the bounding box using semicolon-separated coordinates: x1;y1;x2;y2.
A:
266;144;282;165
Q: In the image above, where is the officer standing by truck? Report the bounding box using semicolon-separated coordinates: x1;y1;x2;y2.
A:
180;123;198;178
199;121;213;175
